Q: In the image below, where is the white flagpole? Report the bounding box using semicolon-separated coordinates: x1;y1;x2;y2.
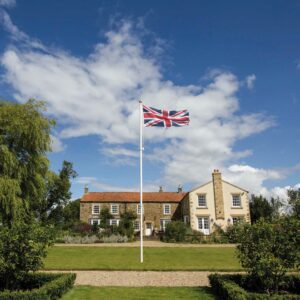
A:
139;100;144;263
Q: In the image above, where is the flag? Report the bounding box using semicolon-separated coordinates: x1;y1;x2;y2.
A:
143;105;190;128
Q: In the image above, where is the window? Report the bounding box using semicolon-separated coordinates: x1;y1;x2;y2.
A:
163;204;171;215
134;220;140;231
111;204;119;215
137;204;143;215
91;219;100;225
110;219;120;226
92;204;100;214
183;215;189;224
232;195;241;207
160;219;171;231
198;217;209;230
232;217;243;225
198;194;206;207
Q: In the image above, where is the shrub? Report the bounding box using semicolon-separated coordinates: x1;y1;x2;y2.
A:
209;273;300;299
224;222;245;243
0;222;54;290
72;222;92;235
63;235;99;244
0;272;76;299
101;234;128;243
118;211;136;240
164;221;188;242
236;218;300;295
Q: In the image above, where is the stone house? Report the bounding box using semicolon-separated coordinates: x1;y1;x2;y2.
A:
80;170;250;235
182;169;251;235
80;189;186;236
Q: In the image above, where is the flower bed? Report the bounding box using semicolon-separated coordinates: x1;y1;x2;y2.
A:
209;274;300;300
0;273;76;300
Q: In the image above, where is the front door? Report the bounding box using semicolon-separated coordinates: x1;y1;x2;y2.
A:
198;217;210;235
145;222;152;236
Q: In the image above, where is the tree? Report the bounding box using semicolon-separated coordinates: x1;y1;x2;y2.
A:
118;211;136;239
236;218;300;295
249;195;281;223
61;199;80;228
39;161;77;224
99;207;113;228
0;100;54;226
288;188;300;219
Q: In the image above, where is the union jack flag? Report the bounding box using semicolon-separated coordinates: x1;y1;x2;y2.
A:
143;105;190;128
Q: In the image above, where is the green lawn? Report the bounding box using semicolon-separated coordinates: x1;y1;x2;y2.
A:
62;286;216;300
44;246;241;271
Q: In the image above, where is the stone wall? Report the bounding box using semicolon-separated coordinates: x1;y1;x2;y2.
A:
80;201;181;231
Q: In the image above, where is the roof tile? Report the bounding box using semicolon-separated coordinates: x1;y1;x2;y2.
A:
81;192;187;203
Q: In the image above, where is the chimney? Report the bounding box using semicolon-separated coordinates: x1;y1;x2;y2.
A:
212;169;225;220
159;186;163;192
84;184;89;194
177;184;183;193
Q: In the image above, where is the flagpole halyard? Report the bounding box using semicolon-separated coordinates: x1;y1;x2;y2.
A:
139;100;144;263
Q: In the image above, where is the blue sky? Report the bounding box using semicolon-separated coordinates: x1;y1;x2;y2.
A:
0;0;300;200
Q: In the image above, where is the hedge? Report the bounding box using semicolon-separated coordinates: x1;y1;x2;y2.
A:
0;273;76;300
208;274;300;300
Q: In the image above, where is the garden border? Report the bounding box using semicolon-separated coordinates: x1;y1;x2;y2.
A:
0;273;76;300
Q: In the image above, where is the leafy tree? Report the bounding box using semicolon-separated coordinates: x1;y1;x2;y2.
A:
118;211;136;239
249;195;281;223
61;199;80;228
0;222;54;290
99;207;113;228
40;161;77;224
288;188;300;219
237;218;300;295
0;100;54;226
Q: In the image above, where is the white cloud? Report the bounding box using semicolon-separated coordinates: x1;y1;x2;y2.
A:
225;164;282;195
0;0;15;8
0;15;278;193
50;134;66;153
75;176;157;192
245;74;256;89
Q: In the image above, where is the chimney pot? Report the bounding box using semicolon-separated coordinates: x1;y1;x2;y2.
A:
177;184;183;193
159;186;163;192
84;184;89;194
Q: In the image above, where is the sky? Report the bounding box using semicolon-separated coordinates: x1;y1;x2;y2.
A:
0;0;300;201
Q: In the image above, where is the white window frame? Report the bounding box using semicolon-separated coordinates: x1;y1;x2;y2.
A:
232;194;241;207
197;194;207;207
90;219;100;225
232;216;243;225
183;215;189;224
137;204;143;215
92;203;100;215
197;216;210;234
163;204;171;215
160;219;171;231
109;219;120;226
111;204;119;215
134;220;140;231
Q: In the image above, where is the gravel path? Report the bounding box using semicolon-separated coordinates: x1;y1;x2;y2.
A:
46;270;239;286
55;241;236;248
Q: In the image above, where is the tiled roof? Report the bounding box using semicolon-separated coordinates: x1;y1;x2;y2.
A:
81;192;187;203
